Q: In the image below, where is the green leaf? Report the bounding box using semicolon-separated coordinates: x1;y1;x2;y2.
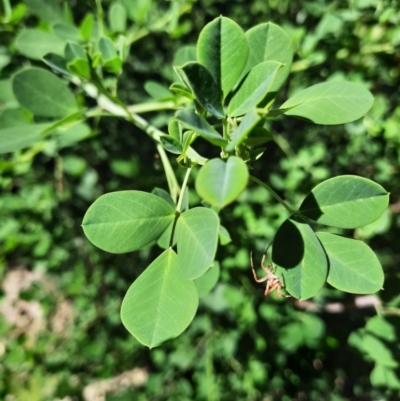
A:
176;207;219;279
151;187;175;208
12;67;78;118
145;81;174;101
228;61;282;117
0;123;51;154
366;316;397;343
108;2;127;33
121;249;199;348
195;156;249;208
0;109;31;128
53;23;82;42
55;121;91;149
219;225;231;245
99;37;122;73
281;81;374;125
15;29;65;60
195;261;220;296
363;334;398;368
317;232;384;294
300;175;389;229
25;0;65;24
65;42;90;78
197;16;248;98
370;365;400;390
173;45;197;66
42;53;71;76
272;218;328;300
169;82;194;100
82;191;175;253
246;127;272;146
159;134;182;155
243;22;293;92
175;110;227;147
168;119;182;143
175;62;224;118
225;109;261;152
80;13;94;41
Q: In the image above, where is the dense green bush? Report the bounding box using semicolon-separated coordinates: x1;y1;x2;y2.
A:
1;0;400;400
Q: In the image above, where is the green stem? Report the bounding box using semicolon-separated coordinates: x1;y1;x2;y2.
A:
87;73;181;200
157;143;180;203
169;167;192;247
95;0;104;36
176;166;192;213
2;0;11;21
249;175;297;215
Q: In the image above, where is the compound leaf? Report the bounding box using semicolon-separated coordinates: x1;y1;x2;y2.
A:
82;191;175;253
175;62;224;118
197;16;248;98
273;217;328;300
195;156;249;208
317;232;384;294
281;81;374;125
300;175;389;229
176;207;219;279
12;67;78;118
121;249;199;348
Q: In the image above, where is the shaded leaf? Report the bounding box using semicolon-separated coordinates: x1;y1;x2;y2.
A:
300;175;389;229
273;217;328;300
121;249;199;348
175;62;224;118
197;16;248;98
82;191;175;253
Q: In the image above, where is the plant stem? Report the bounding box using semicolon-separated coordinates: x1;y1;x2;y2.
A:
2;0;11;21
169;167;192;247
94;0;104;36
249;175;297;215
176;166;192;213
157;143;180;203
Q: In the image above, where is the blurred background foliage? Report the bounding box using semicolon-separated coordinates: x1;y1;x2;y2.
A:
0;0;400;400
